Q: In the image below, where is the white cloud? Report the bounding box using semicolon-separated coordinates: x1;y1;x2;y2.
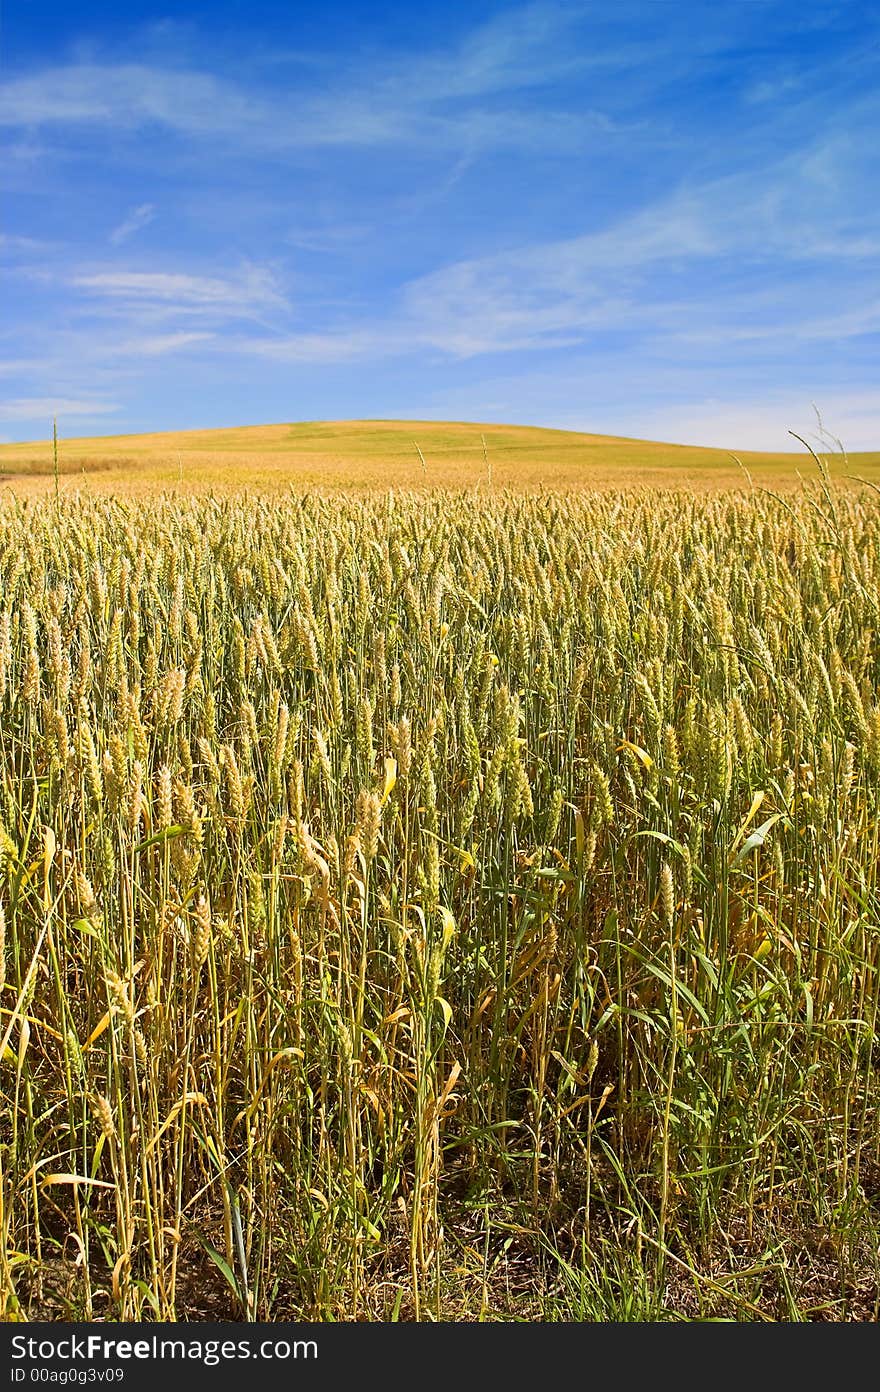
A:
668;298;880;348
71;264;288;317
2;5;877;447
231;329;384;363
0;233;50;253
217;197;731;363
619;392;880;453
0;64;256;136
0;57;599;155
109;202;156;245
114;331;214;356
743;74;802;106
0;396;118;423
385;147;880;356
0;5;618;157
195;155;880;365
0;358;46;377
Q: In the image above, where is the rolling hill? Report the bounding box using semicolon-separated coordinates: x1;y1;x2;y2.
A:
1;418;877;494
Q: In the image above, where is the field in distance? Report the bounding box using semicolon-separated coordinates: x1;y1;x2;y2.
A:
2;417;878;494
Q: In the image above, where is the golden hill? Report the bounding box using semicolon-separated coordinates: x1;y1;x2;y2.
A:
1;418;877;494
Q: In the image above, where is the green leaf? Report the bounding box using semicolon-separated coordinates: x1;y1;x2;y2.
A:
200;1241;241;1301
133;825;186;853
733;814;781;866
630;829;688;858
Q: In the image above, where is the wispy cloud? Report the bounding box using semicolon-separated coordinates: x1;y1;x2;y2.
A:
1;4;878;448
227;329;386;364
44;138;880;383
385;144;880;356
0;233;51;253
0;59;604;156
284;223;372;254
624;391;880;454
0;4;620;158
114;331;215;356
109;202;156;245
71;265;288;319
0;396;118;424
0;358;47;377
0;64;254;137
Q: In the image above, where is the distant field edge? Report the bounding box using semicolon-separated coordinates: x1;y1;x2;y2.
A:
1;417;878;495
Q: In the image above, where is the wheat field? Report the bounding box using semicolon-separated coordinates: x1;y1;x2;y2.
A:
1;468;879;1320
3;418;880;494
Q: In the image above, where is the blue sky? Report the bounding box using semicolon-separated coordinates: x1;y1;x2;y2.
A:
1;0;879;448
